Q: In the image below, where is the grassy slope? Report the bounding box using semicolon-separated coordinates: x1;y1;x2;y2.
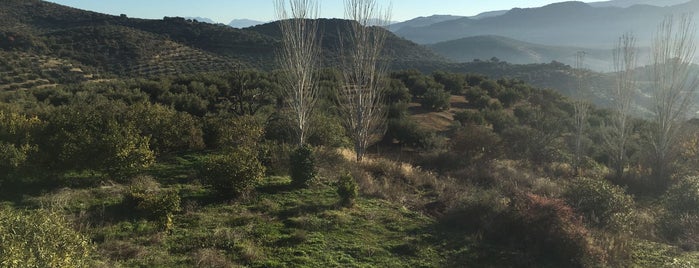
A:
11;148;698;267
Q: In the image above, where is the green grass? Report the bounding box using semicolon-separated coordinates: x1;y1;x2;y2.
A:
5;152;699;267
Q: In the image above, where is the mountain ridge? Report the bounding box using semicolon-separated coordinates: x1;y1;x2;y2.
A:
394;0;699;47
428;35;618;71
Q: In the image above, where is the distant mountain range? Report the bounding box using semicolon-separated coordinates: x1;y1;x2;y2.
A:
428;35;623;72
185;17;218;24
393;0;699;48
588;0;690;7
229;19;266;28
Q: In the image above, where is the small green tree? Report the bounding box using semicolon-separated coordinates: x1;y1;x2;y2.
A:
0;208;93;267
564;178;635;232
337;173;359;207
422;87;451;111
290;144;316;187
126;176;181;232
200;148;265;196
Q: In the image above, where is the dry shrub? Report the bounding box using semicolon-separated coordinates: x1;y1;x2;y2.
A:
489;194;605;267
532;177;564;197
192;248;234;268
317;148;454;211
509;194;606;267
99;240;146;261
661;176;699;250
236;240;264;264
443;191;606;267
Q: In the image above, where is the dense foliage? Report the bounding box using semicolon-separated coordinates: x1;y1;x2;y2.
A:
290;145;317;188
0;208;93;267
199;148;266;196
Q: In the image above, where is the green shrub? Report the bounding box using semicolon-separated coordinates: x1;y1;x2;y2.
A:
661;177;699;249
421;87;451;111
449;125;502;166
663;176;699;215
307;114;350;148
199;148;265;196
290;145;317;188
337;173;359;208
564;178;635;233
483;109;517;133
464;86;487;102
453;110;485;126
384;118;442;150
0;208;93;267
125;176;181;231
204;115;264;150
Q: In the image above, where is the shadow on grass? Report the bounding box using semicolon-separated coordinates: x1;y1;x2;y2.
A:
277;203;338;219
421;208;559;268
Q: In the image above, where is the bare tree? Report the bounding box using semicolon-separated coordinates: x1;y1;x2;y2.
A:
339;0;391;161
572;51;591;175
649;14;698;187
606;33;638;179
274;0;321;145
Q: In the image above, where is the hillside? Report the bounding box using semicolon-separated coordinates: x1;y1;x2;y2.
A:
589;0;690;7
429;35;616;72
394;0;699;47
0;0;445;76
387;15;465;32
247;19;446;69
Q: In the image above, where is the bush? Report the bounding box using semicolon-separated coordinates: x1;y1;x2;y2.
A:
337;173;359;207
126;176;181;232
290;145;317;188
421;87;451;111
464;86;487;103
663;176;699;216
507;194;604;266
199;148;265;196
384;118;442;150
445;192;604;266
453;110;485;126
204;115;264;150
0;208;93;267
307;113;350;148
564;178;635;233
661;177;699;249
449;125;502;166
129;103;205;154
483;109;517;133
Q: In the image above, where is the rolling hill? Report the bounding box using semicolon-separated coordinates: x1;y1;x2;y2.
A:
387;15;465;32
394;0;699;47
0;0;445;77
428;35;620;72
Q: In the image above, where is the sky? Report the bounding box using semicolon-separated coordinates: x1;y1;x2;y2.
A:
44;0;583;24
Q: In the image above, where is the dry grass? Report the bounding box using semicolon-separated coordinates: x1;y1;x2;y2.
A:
324;148;457;212
192;248;236;268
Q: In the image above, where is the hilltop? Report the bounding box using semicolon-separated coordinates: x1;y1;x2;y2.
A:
0;0;444;76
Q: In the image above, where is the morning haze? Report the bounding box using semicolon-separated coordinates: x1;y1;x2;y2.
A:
1;0;699;267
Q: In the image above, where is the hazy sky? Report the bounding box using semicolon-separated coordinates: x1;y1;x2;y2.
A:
45;0;582;23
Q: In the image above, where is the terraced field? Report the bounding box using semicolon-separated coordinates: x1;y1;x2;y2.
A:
0;51;93;90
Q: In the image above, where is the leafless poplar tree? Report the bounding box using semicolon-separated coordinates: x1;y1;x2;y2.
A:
606;33;638;179
339;0;391;161
274;0;321;145
649;14;698;186
572;51;591;175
